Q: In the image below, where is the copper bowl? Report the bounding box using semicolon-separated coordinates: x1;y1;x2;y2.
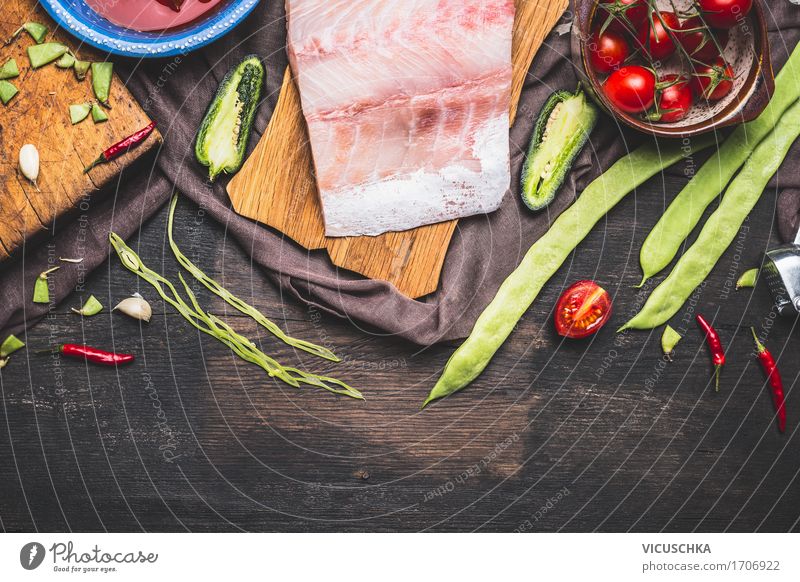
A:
571;0;774;137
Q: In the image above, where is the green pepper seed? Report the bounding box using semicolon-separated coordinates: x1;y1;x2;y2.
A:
70;103;91;125
622;99;800;331
72;295;103;316
0;80;18;105
423;136;715;407
91;102;108;123
91;62;113;106
73;60;90;81
27;42;68;69
0;58;19;80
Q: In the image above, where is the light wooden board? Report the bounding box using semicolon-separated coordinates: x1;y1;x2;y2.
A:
0;0;161;262
228;0;569;298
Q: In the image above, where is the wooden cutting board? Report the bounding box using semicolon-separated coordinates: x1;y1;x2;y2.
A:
228;0;569;298
0;0;161;262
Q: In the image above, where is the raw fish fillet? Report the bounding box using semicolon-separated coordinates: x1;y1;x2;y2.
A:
286;0;515;237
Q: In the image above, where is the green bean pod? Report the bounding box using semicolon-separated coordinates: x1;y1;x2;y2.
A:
423;137;714;407
637;41;800;286
622;99;800;331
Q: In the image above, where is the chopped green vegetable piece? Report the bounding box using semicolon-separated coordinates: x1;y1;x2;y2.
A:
0;80;18;105
91;62;113;106
27;42;67;69
0;58;19;80
33;266;59;304
70;103;91;125
23;22;48;43
736;268;759;290
71;295;103;316
661;326;682;361
0;335;25;358
195;55;264;181
56;52;75;69
91;102;108;123
521;88;598;211
73;60;90;81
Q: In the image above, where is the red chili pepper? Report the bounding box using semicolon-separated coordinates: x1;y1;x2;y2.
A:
751;328;786;433
58;344;134;366
696;314;725;391
84;121;156;173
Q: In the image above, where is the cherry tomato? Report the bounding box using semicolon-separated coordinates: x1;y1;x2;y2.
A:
653;74;693;122
554;281;613;339
678;16;729;64
691;57;734;100
635;10;680;61
698;0;753;29
596;0;648;34
603;65;656;113
589;30;630;74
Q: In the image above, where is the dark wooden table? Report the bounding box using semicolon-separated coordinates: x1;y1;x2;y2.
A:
1;174;799;532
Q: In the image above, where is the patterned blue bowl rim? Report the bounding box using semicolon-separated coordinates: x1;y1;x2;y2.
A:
38;0;260;58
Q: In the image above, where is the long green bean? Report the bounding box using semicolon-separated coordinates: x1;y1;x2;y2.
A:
167;194;339;362
638;41;800;286
109;233;363;399
423;137;714;407
622;99;800;331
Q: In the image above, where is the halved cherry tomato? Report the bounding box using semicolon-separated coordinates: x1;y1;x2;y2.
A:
691;57;734;100
554;281;613;339
603;65;656;113
589;30;631;74
652;74;693;122
678;16;729;64
635;10;680;61
698;0;753;30
596;0;649;34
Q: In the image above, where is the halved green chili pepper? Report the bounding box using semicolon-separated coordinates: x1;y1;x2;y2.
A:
91;62;113;107
0;80;18;105
56;52;75;69
637;41;800;286
71;295;103;316
27;42;68;69
6;22;48;45
91;103;108;123
73;60;90;81
661;325;682;361
0;335;25;370
423;136;714;407
622;99;800;331
70;102;91;125
0;58;19;80
33;266;59;304
736;268;758;290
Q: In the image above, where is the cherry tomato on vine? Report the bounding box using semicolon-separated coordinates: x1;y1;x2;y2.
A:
698;0;753;29
596;0;649;34
635;10;680;61
677;16;729;64
589;30;631;74
603;65;656;113
691;57;734;100
652;74;693;122
554;281;613;339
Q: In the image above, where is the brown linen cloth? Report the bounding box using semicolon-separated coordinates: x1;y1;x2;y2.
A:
2;1;799;344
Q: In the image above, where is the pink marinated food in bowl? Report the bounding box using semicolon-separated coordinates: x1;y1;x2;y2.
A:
85;0;227;32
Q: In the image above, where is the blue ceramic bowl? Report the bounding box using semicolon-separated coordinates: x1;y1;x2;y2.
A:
39;0;260;58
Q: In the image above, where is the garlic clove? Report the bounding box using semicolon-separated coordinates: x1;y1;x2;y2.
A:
19;143;40;186
113;296;152;323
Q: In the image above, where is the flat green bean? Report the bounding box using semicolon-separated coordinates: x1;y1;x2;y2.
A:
423;137;714;407
637;41;800;286
622;99;800;331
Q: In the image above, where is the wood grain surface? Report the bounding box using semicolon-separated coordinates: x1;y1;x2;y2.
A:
227;0;570;299
0;0;160;262
2;172;800;532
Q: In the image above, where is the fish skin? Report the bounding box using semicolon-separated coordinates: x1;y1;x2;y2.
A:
287;0;515;237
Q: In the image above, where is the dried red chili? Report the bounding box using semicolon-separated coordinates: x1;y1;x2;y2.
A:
751;328;786;433
56;343;134;366
83;121;156;173
696;314;725;391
